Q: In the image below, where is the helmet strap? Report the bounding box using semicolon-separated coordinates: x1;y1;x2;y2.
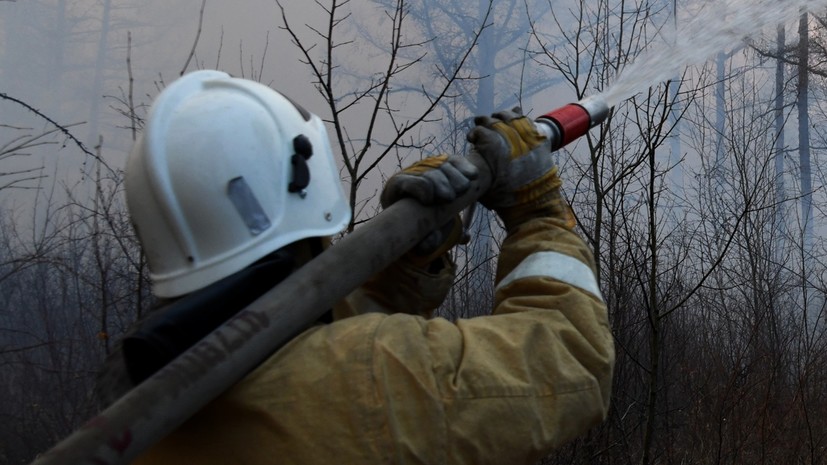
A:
121;247;298;386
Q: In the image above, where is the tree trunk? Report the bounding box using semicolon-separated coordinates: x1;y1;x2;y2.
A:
774;23;786;259
668;0;683;206
796;17;820;464
640;145;661;465
714;51;726;177
85;0;112;147
465;4;497;314
797;12;812;251
52;0;68;109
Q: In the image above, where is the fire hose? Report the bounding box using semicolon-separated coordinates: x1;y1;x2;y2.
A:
29;97;609;465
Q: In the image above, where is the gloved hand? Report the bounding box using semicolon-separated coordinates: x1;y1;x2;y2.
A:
380;154;478;206
467;107;575;230
381;154;478;267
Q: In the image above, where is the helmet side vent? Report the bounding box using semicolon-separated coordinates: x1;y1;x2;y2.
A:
227;176;272;236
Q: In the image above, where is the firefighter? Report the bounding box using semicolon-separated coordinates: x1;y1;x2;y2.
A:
99;70;614;464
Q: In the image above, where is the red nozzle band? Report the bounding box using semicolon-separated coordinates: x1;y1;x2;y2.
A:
539;104;590;147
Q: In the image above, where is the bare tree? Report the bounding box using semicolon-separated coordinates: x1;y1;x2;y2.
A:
0;124;50;192
525;1;812;463
275;0;491;231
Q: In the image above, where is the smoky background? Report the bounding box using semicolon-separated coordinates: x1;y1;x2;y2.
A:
3;1;827;464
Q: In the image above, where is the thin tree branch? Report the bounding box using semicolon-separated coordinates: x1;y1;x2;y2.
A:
180;0;208;75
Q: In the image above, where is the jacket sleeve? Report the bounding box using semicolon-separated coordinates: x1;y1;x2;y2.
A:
369;214;614;464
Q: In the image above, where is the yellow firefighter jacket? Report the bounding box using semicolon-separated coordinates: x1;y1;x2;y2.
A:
134;214;614;464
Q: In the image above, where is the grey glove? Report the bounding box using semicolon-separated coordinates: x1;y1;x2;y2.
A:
380;154;478;265
467;108;573;229
380;154;479;207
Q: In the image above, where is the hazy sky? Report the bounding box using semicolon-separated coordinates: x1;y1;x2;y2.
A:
0;0;339;217
2;0;322;150
1;0;699;225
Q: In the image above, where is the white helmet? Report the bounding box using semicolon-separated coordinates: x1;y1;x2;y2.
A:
126;70;351;298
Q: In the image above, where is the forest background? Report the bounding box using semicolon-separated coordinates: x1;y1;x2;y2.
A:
2;0;827;464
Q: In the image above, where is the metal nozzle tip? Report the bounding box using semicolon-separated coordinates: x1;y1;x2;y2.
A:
576;95;611;128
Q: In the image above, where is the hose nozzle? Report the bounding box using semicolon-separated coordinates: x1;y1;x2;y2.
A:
535;95;610;151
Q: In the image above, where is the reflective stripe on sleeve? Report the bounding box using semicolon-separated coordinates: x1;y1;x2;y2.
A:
496;251;603;300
